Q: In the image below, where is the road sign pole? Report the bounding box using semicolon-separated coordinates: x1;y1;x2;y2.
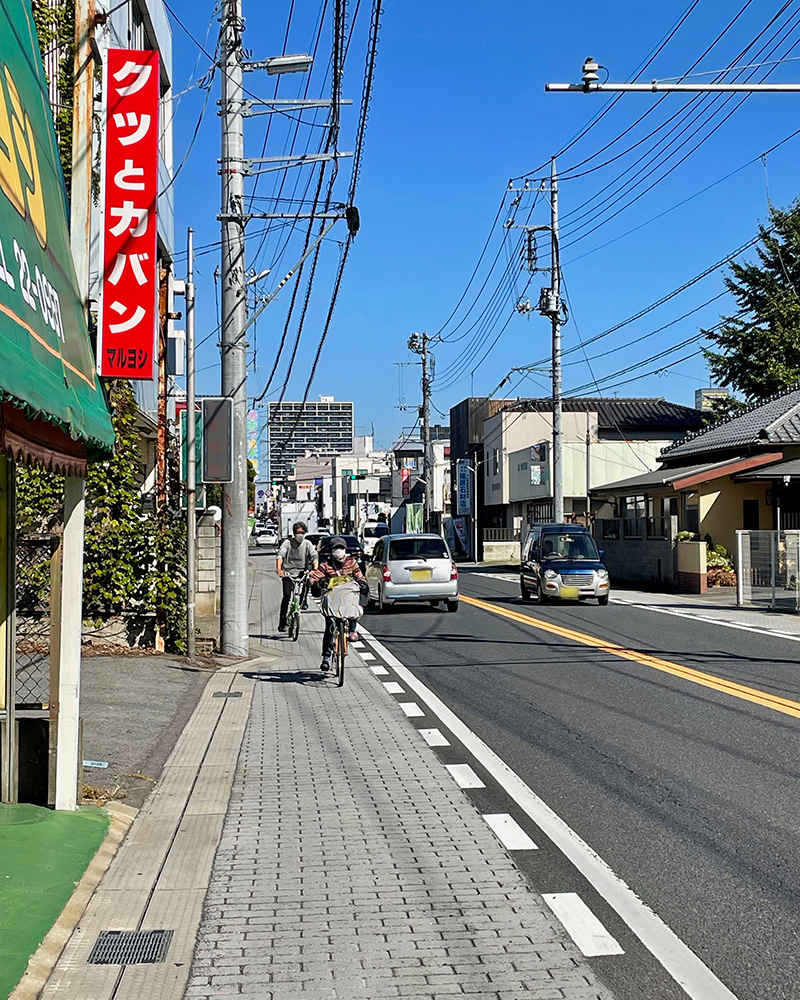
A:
186;228;197;662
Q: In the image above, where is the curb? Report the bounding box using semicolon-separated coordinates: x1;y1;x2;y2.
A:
9;801;137;1000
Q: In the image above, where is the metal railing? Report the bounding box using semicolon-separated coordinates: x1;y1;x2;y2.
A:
737;529;800;610
483;528;520;542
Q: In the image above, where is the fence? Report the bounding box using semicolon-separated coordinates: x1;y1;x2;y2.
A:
15;534;57;709
483;527;520;542
737;530;800;611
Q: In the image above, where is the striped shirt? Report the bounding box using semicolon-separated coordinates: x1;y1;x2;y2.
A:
309;556;364;586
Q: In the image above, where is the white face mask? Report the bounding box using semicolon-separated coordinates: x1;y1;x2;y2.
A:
332;547;347;560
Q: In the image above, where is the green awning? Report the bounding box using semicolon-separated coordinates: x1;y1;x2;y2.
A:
0;0;114;459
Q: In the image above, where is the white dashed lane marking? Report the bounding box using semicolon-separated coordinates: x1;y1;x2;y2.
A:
419;728;450;747
445;764;485;789
360;651;376;661
483;813;538;850
383;681;404;694
399;702;425;718
369;664;389;676
543;892;625;957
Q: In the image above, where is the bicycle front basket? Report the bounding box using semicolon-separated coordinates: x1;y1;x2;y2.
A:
322;579;362;620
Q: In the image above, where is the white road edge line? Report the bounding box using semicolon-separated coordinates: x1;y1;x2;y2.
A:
445;763;485;789
359;625;740;1000
612;599;800;643
483;813;537;849
543;892;624;957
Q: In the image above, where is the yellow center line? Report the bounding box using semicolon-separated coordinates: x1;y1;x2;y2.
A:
460;593;800;720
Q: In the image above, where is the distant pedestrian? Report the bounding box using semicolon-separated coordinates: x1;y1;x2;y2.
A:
276;522;318;631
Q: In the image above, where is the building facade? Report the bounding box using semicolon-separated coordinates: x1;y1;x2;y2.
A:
267;397;354;480
483;398;703;534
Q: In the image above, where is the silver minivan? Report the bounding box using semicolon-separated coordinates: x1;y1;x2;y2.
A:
366;533;459;612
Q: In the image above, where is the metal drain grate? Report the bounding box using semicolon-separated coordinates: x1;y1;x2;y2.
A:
87;930;174;965
212;690;242;698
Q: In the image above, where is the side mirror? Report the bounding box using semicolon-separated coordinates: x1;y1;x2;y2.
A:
599;548;605;560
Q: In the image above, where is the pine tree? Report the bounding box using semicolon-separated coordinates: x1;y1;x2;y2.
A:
703;203;800;400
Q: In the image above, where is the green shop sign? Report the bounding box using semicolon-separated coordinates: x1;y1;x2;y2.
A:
0;0;114;455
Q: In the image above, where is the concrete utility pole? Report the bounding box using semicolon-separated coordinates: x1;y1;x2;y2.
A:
408;332;435;531
185;228;197;662
219;0;249;656
549;157;564;523
507;159;564;523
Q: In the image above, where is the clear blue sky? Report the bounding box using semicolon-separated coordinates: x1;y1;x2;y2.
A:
168;1;800;449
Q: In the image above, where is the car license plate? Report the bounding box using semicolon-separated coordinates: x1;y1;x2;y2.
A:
410;569;431;581
560;586;579;598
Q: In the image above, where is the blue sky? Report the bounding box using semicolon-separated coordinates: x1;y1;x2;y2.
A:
167;1;800;449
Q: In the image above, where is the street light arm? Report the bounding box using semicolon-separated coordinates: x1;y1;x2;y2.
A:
546;80;800;92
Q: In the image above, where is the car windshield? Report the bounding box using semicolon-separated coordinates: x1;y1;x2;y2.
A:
321;536;359;549
363;525;389;538
541;533;598;560
389;537;448;560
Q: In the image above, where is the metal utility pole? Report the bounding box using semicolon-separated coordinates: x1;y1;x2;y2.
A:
185;228;197;662
408;332;435;531
546;57;800;94
219;0;249;656
549;157;564;523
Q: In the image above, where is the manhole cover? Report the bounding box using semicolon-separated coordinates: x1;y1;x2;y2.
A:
212;691;242;698
87;930;174;965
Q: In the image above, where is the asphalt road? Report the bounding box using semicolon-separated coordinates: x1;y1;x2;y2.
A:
363;568;800;1000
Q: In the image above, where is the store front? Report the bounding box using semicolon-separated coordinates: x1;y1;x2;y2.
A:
0;0;115;807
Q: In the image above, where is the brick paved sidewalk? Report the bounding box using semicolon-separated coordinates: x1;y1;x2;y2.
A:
184;562;616;1000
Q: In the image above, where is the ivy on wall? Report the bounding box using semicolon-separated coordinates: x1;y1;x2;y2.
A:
17;383;187;650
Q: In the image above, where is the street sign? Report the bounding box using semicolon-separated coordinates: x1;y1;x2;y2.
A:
202;397;234;483
179;409;202;482
456;459;471;515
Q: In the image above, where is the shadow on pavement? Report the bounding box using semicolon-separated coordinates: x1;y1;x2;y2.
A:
243;670;325;685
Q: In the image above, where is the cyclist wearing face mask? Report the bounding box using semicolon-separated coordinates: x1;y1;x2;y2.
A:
276;522;318;631
309;536;368;672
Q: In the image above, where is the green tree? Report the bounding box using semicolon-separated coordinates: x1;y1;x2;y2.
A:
703;203;800;400
247;459;256;510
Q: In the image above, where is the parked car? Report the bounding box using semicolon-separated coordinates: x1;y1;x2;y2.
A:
520;523;610;605
360;522;390;558
317;533;365;571
252;525;279;548
365;533;459;613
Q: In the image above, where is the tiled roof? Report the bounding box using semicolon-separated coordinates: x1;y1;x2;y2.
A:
505;397;703;431
661;386;800;462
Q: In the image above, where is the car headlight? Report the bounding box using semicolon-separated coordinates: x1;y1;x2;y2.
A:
597;569;609;579
543;569;558;580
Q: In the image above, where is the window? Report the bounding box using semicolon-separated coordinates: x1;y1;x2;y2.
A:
373;540;384;562
540;532;599;560
492;449;499;476
743;498;759;530
389;537;448;560
363;525;389;539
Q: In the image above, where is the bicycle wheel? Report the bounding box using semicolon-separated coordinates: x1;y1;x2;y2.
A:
289;606;300;642
337;619;346;687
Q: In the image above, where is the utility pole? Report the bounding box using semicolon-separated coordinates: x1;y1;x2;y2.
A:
507;160;564;523
549;157;564;523
185;229;197;662
408;332;435;531
219;0;249;656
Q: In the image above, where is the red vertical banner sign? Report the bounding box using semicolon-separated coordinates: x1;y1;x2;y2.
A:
99;49;159;378
401;467;410;498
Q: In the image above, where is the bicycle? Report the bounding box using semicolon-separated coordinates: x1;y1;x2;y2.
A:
285;572;308;643
322;578;361;688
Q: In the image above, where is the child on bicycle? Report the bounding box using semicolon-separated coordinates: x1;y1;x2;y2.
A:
309;537;368;672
